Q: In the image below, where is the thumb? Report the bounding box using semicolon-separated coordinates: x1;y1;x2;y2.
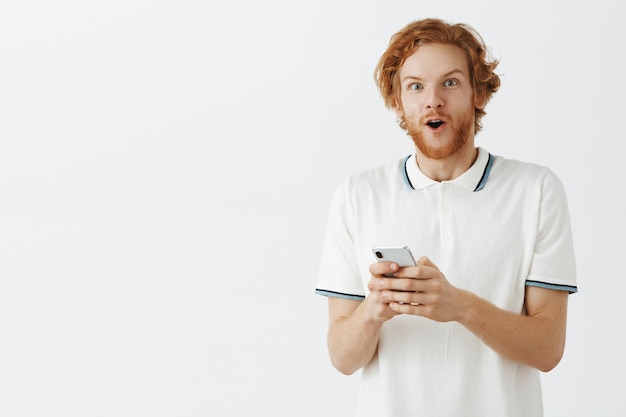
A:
416;256;439;270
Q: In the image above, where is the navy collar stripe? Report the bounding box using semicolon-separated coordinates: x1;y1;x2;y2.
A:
473;153;493;192
402;152;493;192
401;155;414;189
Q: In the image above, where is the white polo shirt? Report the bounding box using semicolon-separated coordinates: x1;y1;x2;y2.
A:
316;147;577;417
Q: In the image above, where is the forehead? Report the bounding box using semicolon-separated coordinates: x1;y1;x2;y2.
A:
399;43;469;80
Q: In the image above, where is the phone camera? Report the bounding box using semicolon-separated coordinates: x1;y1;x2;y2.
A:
375;251;383;259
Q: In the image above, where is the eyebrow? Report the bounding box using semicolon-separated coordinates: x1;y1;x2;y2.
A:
401;68;466;84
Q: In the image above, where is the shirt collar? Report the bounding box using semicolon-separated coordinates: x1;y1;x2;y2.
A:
403;147;493;192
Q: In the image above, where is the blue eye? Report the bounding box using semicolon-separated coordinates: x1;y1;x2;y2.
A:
410;83;423;91
443;79;457;87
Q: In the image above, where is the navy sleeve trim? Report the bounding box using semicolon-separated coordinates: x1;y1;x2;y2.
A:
525;280;578;294
315;289;366;301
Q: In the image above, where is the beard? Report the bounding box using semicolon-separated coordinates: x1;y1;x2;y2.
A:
404;109;474;160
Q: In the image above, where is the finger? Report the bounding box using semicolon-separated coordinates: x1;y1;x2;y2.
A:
393;264;436;281
369;261;399;277
389;301;426;315
383;289;419;304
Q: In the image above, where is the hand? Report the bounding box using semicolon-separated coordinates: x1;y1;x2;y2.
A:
369;256;468;322
362;261;404;323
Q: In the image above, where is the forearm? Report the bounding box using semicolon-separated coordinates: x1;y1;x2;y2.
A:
458;290;567;372
327;300;384;375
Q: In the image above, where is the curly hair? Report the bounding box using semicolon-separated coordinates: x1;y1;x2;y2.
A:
374;18;501;133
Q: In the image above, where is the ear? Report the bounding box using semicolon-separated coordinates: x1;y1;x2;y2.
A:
392;98;404;118
474;91;487;110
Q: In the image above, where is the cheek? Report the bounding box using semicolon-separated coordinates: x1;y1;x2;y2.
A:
395;95;422;117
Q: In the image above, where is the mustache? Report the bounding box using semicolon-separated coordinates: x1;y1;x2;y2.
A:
420;112;449;123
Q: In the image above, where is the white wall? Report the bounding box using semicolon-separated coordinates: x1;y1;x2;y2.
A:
0;1;623;415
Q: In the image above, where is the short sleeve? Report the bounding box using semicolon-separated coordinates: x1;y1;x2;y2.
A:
315;178;366;300
525;169;577;293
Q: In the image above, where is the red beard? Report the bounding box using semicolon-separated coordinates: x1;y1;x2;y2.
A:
405;109;474;160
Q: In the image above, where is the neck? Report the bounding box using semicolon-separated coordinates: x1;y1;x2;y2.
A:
414;144;478;182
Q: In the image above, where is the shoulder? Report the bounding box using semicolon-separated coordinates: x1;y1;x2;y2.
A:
491;153;550;176
490;153;564;188
335;157;409;193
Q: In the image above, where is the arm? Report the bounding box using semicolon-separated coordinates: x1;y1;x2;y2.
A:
326;263;404;375
374;257;569;372
459;285;568;372
326;298;379;375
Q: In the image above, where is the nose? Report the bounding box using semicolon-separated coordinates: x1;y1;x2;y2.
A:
425;89;444;109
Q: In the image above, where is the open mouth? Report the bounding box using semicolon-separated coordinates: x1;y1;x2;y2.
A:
426;120;444;128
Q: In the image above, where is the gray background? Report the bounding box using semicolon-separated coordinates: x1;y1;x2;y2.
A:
1;0;622;415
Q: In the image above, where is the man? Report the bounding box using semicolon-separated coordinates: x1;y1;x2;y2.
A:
315;18;577;416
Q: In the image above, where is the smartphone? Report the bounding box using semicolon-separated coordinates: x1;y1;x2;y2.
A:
372;245;417;276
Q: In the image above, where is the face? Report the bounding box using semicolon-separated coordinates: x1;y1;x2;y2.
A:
394;43;485;160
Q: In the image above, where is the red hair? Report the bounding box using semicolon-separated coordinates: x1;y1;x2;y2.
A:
374;18;501;132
